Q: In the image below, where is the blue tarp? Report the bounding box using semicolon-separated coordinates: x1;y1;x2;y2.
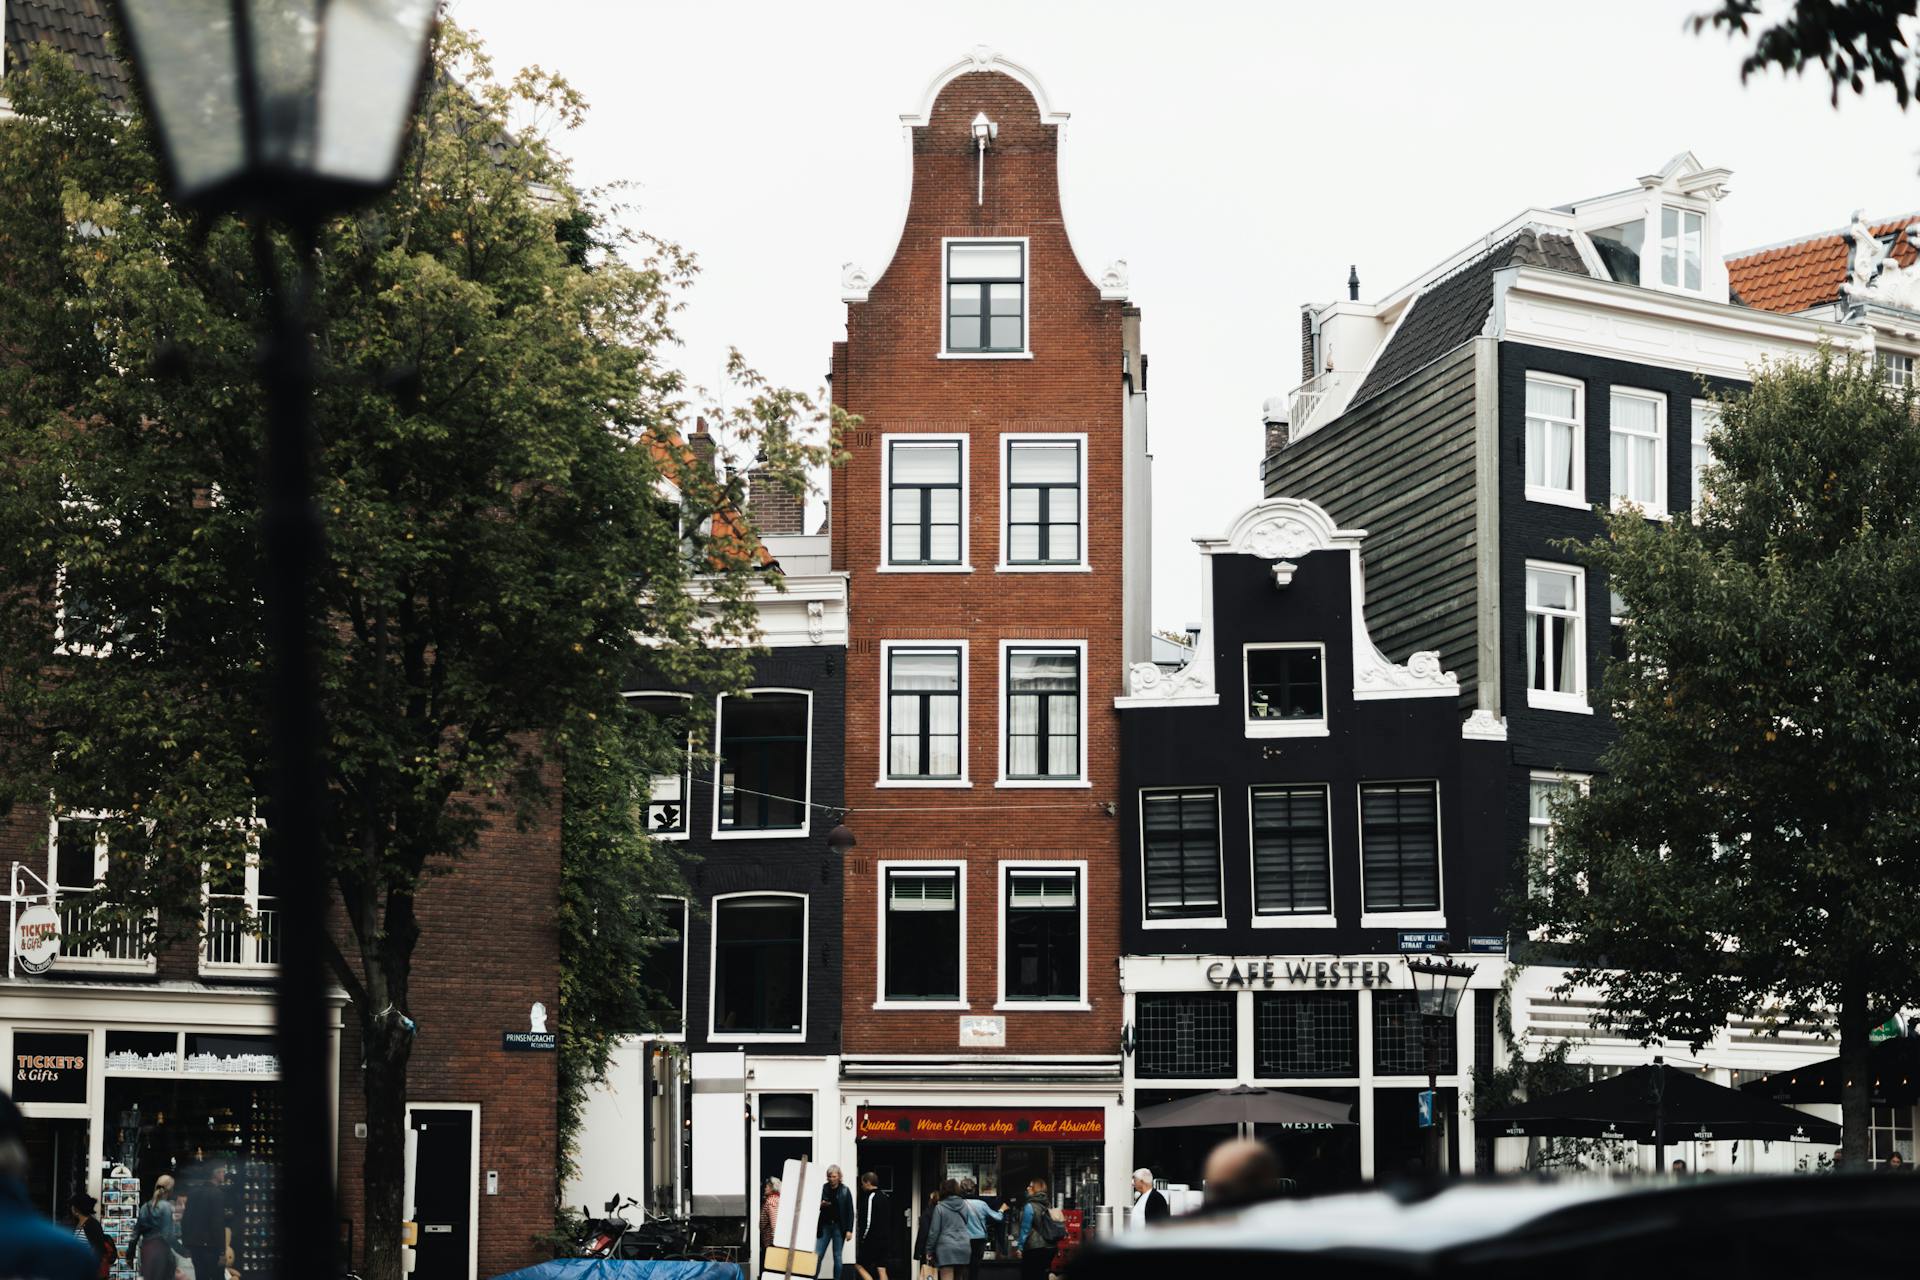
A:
494;1259;742;1280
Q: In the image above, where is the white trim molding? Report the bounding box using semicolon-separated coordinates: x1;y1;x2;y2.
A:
997;432;1091;572
994;859;1091;1010
874;860;969;1011
877;639;971;788
996;638;1091;788
709;687;815;841
706;890;810;1043
880;433;971;572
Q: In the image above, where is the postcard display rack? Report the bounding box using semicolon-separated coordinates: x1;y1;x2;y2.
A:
102;1168;140;1280
233;1086;282;1279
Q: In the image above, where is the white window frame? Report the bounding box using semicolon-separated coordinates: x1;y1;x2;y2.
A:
45;810;153;974
710;687;814;841
1523;372;1587;509
200;822;278;977
644;895;689;1041
878;640;970;788
1877;351;1915;389
52;567;111;658
1137;786;1227;931
624;690;694;841
1652;202;1707;295
707;890;810;1043
1241;642;1330;739
1609;388;1668;518
1689;399;1719;517
879;433;972;573
1355;778;1446;930
995;639;1090;789
874;861;968;1010
995;860;1090;1011
997;433;1090;572
1247;782;1337;930
939;236;1033;361
1524;560;1591;714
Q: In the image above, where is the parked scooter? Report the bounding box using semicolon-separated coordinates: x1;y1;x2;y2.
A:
577;1194;639;1258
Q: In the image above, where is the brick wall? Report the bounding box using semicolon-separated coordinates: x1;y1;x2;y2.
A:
831;69;1125;1057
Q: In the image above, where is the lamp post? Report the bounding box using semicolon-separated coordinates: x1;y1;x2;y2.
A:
1404;952;1476;1177
107;6;437;1280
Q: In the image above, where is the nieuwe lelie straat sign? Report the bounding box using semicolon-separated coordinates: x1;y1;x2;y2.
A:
1204;957;1398;990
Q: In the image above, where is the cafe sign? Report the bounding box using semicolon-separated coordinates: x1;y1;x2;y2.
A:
858;1107;1104;1143
1204;957;1397;990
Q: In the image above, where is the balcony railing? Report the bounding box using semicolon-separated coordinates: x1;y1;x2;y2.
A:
55;894;150;966
1287;370;1356;442
203;901;279;969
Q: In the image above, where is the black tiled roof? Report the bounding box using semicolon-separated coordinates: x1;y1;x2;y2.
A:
1352;228;1589;406
3;0;131;111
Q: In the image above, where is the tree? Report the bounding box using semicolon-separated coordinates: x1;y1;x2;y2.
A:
0;29;834;1276
1695;0;1920;108
1521;349;1920;1165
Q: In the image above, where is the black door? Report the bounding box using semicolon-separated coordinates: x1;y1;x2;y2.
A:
412;1109;474;1280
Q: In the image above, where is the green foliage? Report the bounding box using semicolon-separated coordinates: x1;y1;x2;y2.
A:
1470;968;1627;1172
1521;346;1920;1159
1695;1;1920;109
0;24;841;1272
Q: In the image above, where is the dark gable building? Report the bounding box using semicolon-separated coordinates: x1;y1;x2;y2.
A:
1263;153;1862;1175
1115;497;1504;1187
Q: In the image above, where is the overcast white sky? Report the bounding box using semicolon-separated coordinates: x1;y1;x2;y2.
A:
450;0;1918;631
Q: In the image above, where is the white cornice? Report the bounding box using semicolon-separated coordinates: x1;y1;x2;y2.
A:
843;46;1114;306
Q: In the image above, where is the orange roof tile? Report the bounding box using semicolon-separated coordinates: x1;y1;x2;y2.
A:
647;429;775;570
1726;214;1920;314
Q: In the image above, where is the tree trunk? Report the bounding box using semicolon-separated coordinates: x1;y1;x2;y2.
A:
1839;985;1872;1170
361;1013;416;1280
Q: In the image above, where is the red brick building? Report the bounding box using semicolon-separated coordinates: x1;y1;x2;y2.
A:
826;50;1150;1235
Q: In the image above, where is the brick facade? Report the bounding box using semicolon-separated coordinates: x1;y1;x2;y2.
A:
832;68;1127;1058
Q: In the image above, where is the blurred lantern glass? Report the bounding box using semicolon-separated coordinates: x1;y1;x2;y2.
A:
113;0;437;215
1404;955;1474;1020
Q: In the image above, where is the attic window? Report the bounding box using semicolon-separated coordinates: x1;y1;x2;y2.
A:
1659;207;1703;292
1589;221;1643;285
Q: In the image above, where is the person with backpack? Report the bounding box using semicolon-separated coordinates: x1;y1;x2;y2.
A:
68;1194;114;1279
1008;1178;1063;1280
131;1175;178;1280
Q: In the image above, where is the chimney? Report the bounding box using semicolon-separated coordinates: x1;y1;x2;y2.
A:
688;416;717;478
1347;265;1360;301
1261;396;1289;460
747;450;806;536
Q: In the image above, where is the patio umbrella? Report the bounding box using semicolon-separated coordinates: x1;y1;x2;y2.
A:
1135;1084;1355;1129
1474;1061;1839;1150
1739;1036;1920;1107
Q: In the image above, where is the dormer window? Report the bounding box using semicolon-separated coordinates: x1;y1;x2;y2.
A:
1589;221;1643;285
1659;206;1704;292
945;240;1026;355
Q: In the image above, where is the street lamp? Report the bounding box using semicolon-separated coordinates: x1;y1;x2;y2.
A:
1404;952;1476;1177
108;7;437;1280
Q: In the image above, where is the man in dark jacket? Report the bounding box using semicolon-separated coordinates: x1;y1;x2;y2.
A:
815;1164;853;1280
0;1091;93;1280
1130;1169;1170;1224
853;1171;891;1280
178;1161;232;1280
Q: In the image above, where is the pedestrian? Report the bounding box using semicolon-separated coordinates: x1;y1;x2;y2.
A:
69;1193;113;1279
853;1172;891;1280
1008;1177;1063;1280
133;1175;179;1280
1129;1169;1169;1226
0;1091;91;1280
1670;1159;1687;1176
178;1162;233;1280
760;1177;782;1254
1886;1151;1907;1172
815;1165;853;1280
925;1181;970;1280
956;1178;1001;1280
911;1190;940;1280
1202;1139;1282;1211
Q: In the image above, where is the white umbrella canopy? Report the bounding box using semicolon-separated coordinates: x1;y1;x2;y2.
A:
1135;1085;1355;1129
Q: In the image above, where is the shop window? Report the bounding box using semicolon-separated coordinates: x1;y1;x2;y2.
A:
1251;785;1332;917
1003;868;1080;1003
712;894;806;1036
716;690;810;834
885;646;964;781
1139;789;1222;921
883;867;962;1003
1003;646;1083;782
202;843;281;971
626;692;693;837
1134;993;1236;1079
1003;438;1083;567
1244;644;1326;735
1372;991;1456;1076
183;1033;278;1075
639;897;687;1036
946;240;1025;354
1254;993;1357;1078
1871;1104;1914;1168
104;1031;178;1074
47;813;149;967
1358;781;1442;916
887;439;965;566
